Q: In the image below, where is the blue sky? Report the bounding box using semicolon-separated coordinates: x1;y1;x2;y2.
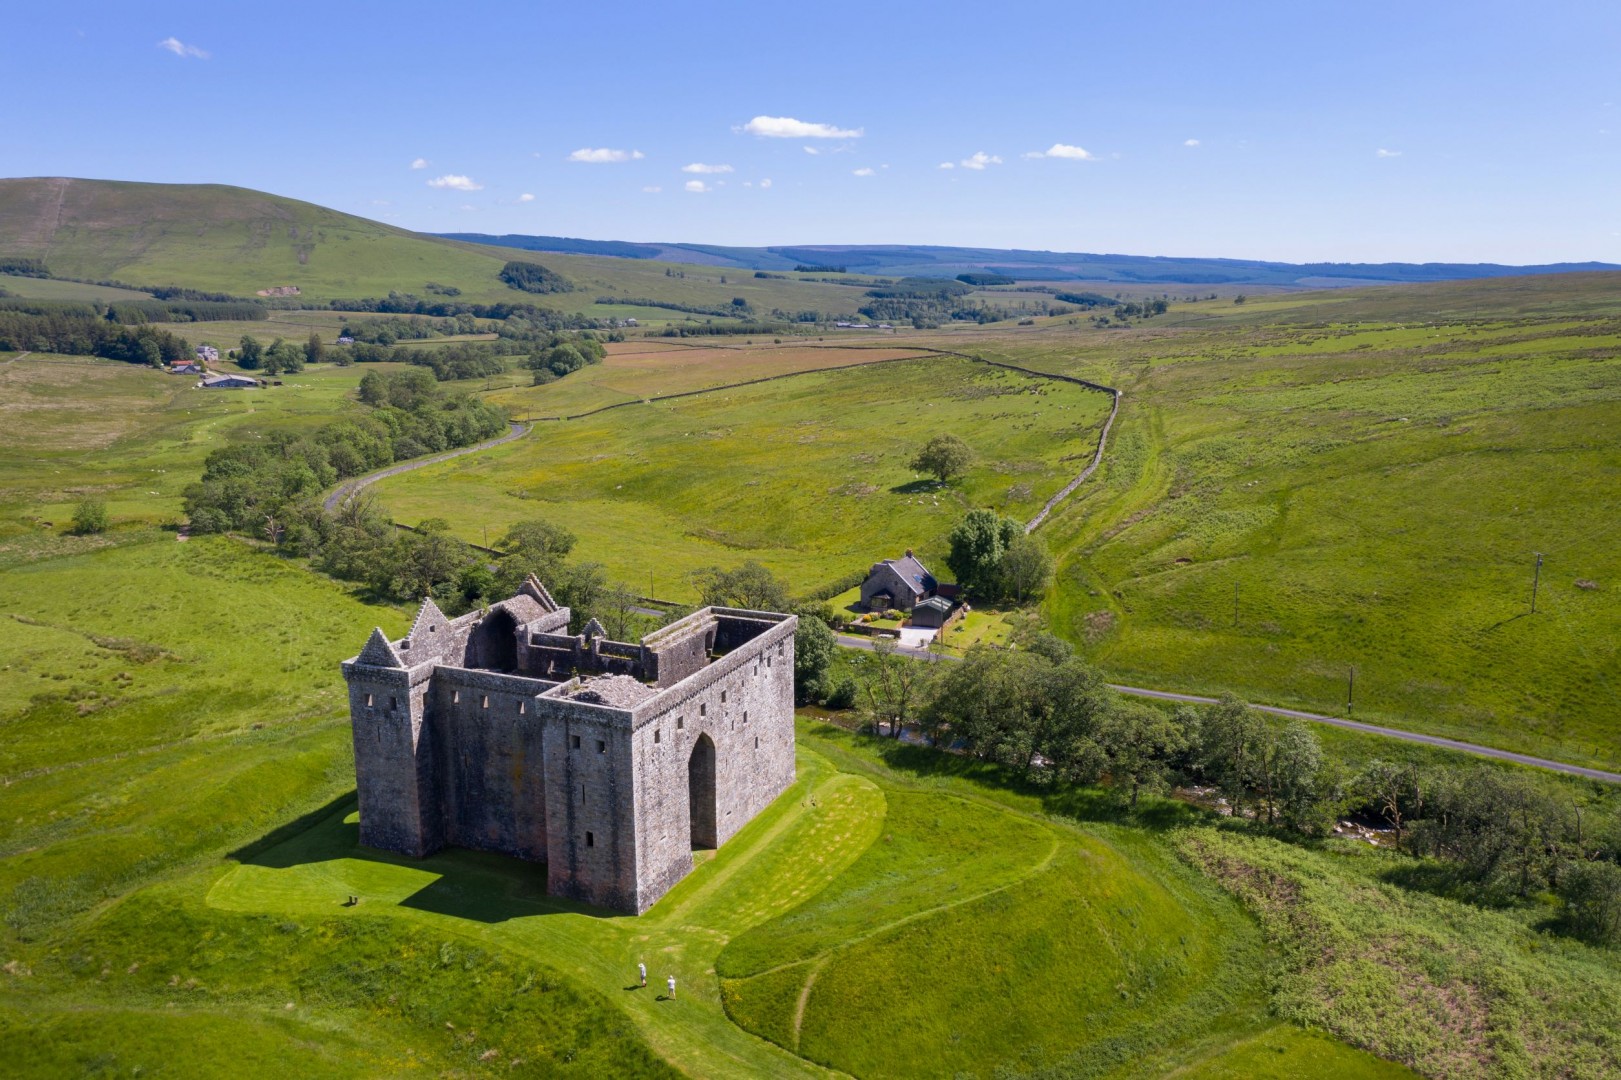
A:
4;1;1618;262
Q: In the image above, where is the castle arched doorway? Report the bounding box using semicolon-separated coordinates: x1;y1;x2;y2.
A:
688;733;718;849
466;607;519;672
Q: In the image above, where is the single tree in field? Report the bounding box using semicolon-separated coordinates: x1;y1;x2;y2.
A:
71;497;109;535
304;332;327;366
910;433;975;485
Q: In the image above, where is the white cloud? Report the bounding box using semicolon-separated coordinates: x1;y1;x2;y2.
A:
1183;138;1201;147
460;204;477;211
739;115;863;139
518;193;535;203
410;157;429;169
642;185;663;193
370;199;391;207
938;162;955;170
958;151;1003;170
567;148;644;163
1376;147;1402;158
1024;143;1094;160
759;178;772;189
681;162;734;174
684;180;710;193
852;167;876;177
157;36;208;59
426;174;482;191
803;146;820;155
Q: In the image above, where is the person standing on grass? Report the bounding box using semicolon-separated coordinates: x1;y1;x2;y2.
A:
667;974;676;1000
638;961;647;988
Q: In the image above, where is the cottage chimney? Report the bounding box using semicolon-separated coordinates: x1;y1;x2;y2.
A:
904;548;913;557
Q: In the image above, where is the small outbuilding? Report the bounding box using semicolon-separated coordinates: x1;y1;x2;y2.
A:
910;595;954;629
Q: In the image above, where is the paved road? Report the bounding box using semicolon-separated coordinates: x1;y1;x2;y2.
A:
321;422;531;512
835;635;1621;784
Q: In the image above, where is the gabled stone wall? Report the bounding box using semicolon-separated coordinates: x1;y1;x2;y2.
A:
342;579;797;914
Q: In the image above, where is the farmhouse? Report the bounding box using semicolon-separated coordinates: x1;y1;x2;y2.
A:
860;549;945;612
195;344;219;363
342;577;798;914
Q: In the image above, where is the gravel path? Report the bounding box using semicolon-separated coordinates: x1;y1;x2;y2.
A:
321;422;531;512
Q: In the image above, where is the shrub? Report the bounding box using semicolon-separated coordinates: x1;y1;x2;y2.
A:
71;497;108;535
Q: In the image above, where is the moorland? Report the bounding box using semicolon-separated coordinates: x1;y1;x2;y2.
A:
2;179;1620;1078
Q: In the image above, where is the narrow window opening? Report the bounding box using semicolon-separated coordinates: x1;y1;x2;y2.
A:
721;690;728;704
365;693;373;707
481;695;489;709
743;710;749;724
677;715;685;730
389;696;398;709
585;831;594;848
580;784;586;805
571;734;581;750
518;700;526;714
755;736;760;749
699;703;706;717
654;729;661;744
452;690;460;704
596;739;607;754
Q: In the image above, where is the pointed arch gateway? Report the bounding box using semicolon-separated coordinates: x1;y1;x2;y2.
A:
688;732;718;849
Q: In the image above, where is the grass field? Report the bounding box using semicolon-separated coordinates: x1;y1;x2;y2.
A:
374;353;1114;597
485;340;936;417
947;275;1621;768
0;353;418;538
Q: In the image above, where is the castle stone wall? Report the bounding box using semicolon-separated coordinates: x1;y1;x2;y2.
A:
343;581;797;914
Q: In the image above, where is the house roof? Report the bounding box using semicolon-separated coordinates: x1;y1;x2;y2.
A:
916;596;953;614
878;553;933;596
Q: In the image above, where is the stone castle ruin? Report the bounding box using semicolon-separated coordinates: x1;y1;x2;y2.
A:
342;576;797;913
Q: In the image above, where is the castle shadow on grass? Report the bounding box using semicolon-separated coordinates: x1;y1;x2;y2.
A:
230;796;615;924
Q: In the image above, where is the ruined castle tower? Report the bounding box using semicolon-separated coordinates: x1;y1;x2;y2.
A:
342;577;797;914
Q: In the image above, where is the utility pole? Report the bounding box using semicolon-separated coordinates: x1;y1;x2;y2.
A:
1347;666;1355;717
1531;552;1544;614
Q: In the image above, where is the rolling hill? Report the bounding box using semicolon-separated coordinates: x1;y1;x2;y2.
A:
0;178;890;316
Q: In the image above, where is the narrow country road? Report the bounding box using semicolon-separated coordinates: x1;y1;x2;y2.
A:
834;635;1621;784
321;422;531;512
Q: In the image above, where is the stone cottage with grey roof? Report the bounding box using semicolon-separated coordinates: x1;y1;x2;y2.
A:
342;576;797;914
860;550;939;612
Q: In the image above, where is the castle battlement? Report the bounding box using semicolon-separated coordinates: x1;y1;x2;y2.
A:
342;576;797;913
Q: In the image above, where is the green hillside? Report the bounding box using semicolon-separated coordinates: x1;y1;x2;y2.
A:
0;178;883;316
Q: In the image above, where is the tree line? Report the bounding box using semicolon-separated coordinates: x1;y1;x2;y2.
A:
838;630;1621;946
0;309;192;364
183;368;507;550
